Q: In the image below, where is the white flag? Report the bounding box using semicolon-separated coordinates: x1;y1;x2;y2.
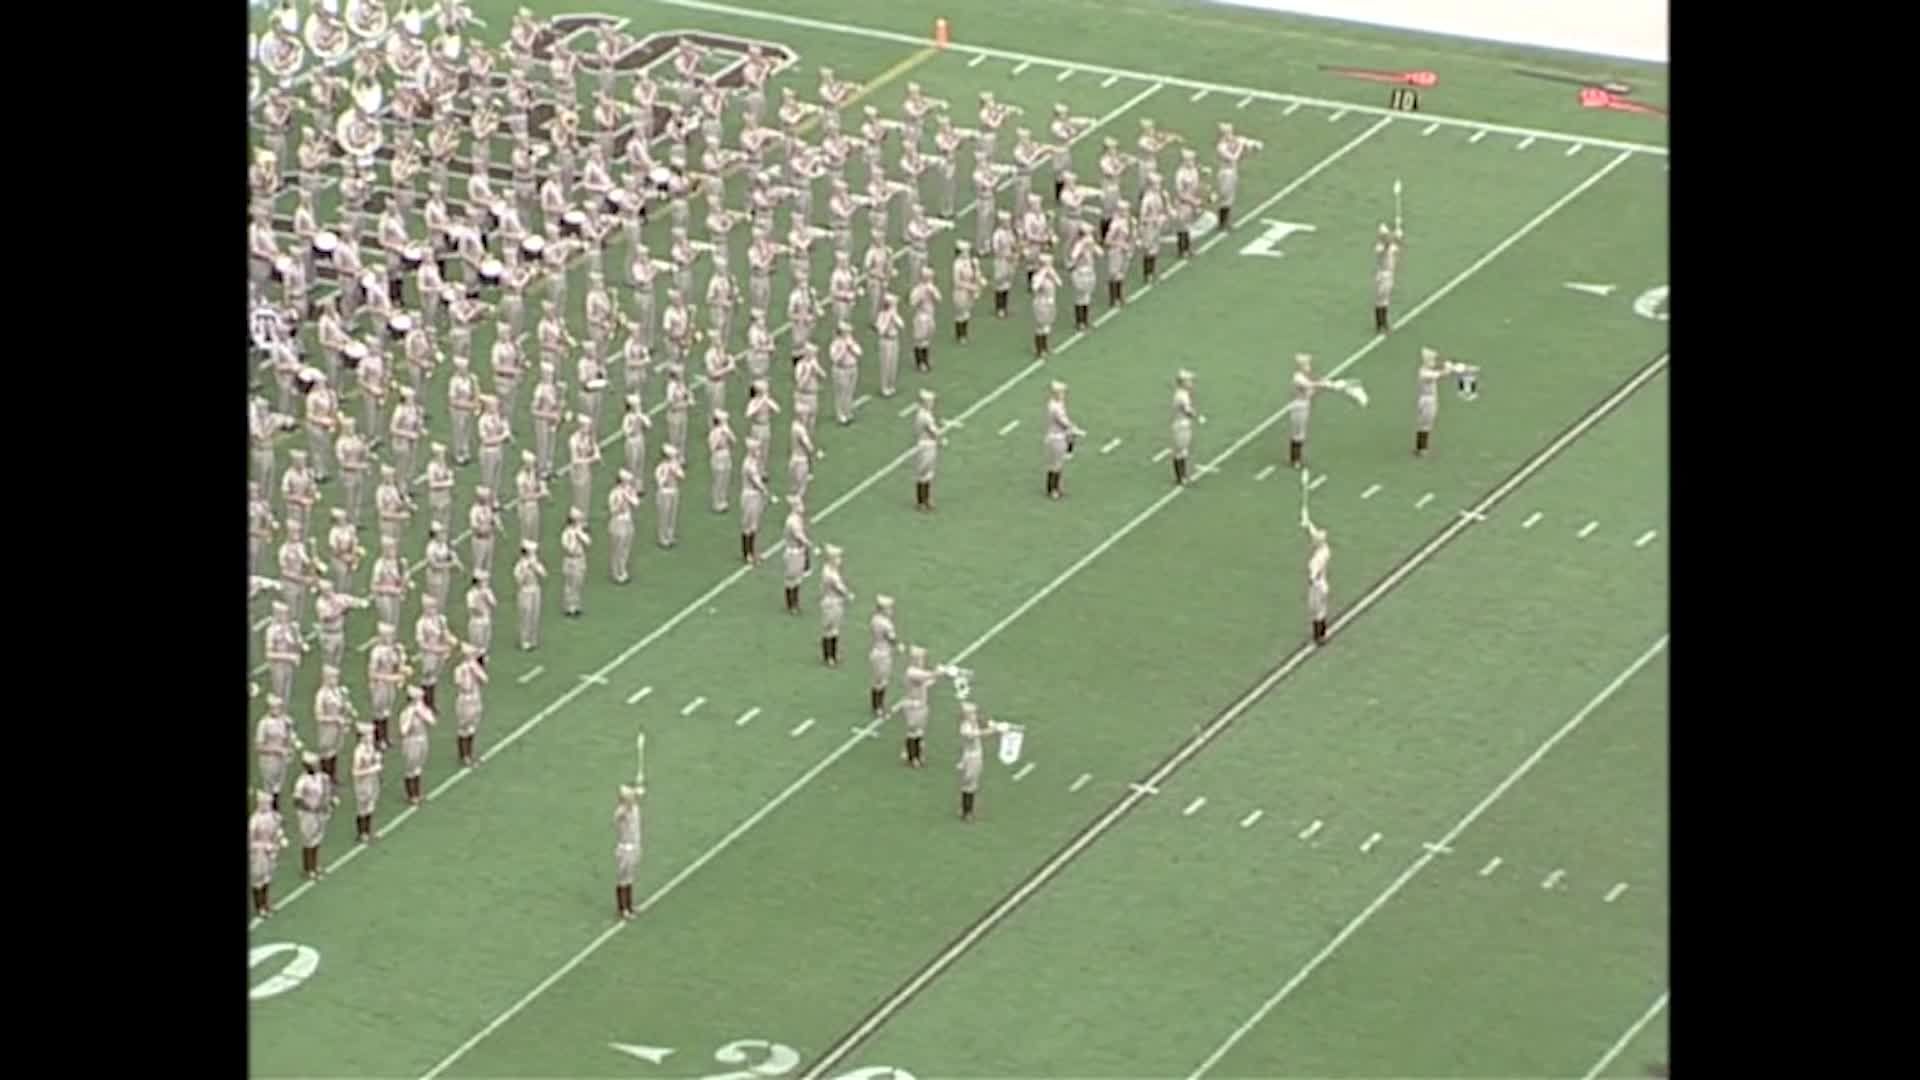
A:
998;727;1025;765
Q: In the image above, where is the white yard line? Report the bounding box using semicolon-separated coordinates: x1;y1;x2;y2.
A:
734;706;761;727
1095;308;1120;326
679;696;706;717
1013;762;1036;781
1239;809;1263;828
1070;773;1092;792
1255;465;1276;481
1360;832;1382;853
1578;520;1600;539
1307;474;1326;492
625;685;653;705
1604;882;1630;903
1182;796;1207;816
1187;634;1669;1079
1480;856;1503;877
515;665;544;685
1099;437;1123;455
415;122;1480;1077
1581;991;1670;1080
1361;483;1382;499
789;717;816;737
1522;511;1544;529
1414;492;1434;509
996;419;1021;436
1297;819;1324;841
1151;447;1172;463
1635;529;1658;548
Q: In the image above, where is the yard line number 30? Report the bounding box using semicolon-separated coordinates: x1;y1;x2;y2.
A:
692;1038;911;1080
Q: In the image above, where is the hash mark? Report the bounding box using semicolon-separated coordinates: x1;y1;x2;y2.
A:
1578;520;1599;539
898;402;917;417
1298;819;1323;841
1283;102;1302;116
1635;529;1658;548
1414;492;1435;509
1522;511;1543;529
789;717;816;737
1361;483;1382;499
1189;88;1209;102
1236;95;1254;109
1100;74;1119;88
516;665;545;685
968;54;987;68
734;706;761;727
679;696;706;716
1480;856;1503;876
1328;109;1348;122
1360;832;1382;853
1542;868;1566;890
1256;465;1277;481
1013;762;1037;781
853;393;872;409
1308;474;1327;491
1567;142;1585;156
1012;60;1033;76
1517;135;1537;150
997;419;1020;436
1151;447;1172;463
1240;809;1264;828
1421;122;1439;136
1129;782;1160;796
1057;68;1076;83
1605;882;1629;903
1070;772;1092;792
1099;437;1123;454
1469;129;1488;143
1182;796;1207;816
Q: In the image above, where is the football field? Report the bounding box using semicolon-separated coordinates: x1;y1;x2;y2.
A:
248;1;1670;1076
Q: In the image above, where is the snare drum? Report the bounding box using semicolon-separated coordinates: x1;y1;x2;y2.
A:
561;209;586;238
521;235;546;263
313;230;340;262
402;244;427;271
480;258;505;286
648;165;674;194
387;313;416;341
343;341;369;371
603;190;627;216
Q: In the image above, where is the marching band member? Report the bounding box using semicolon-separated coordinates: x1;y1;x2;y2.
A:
875;293;906;396
566;412;601;517
957;702;1006;822
607;469;641;584
707;410;738;513
817;540;850;661
1170;369;1205;486
452;643;488;768
620;395;653;494
374;463;413;546
530;362;566;478
249;482;278;580
465;572;497;662
739;441;773;565
898;646;942;767
276;521;319;628
663;364;693;460
1068;221;1102;331
366;621;408;751
1031;256;1064;358
782;495;815;617
1104;205;1136;308
513;540;546;651
911;388;949;513
293;751;333;881
388;384;426;483
255;694;301;812
326;508;365;594
414;593;456;711
350;722;383;844
613;783;643;920
934;115;972;217
313;664;354;784
951;239;982;343
335;415;371;529
420;443;456;535
1138;173;1169;283
397;686;437;806
829;322;863;425
1173;149;1206;258
791;344;826;439
989;210;1018;318
560;507;591;617
514;449;549;539
868;595;904;718
1374;222;1406;334
745;308;775;382
422;521;464;613
862;237;896;322
1049;103;1094;199
446;354;479;465
369;535;409;634
1301;499;1332;645
248;790;289;917
1043;380;1088;500
1415;347;1479;456
701;337;737;416
1214;122;1264;231
1288;353;1331;469
787;414;820;501
909;267;942;374
313;575;370;672
653;445;686;548
491;322;526;415
280;449;319;537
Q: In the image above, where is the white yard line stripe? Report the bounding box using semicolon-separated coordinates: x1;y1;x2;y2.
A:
1100;73;1120;88
1635;529;1658;548
898;401;918;418
1517;135;1537;150
1057;68;1076;83
1568;142;1586;156
1163;260;1188;278
1283;101;1303;116
1255;465;1276;481
1151;447;1172;463
1469;129;1489;143
1013;762;1036;781
1298;819;1323;841
1070;773;1092;792
1095;308;1120;326
1421;122;1440;136
515;665;544;685
1190;88;1210;102
1099;437;1123;455
1361;483;1382;499
1307;474;1326;492
1328;109;1348;122
1182;796;1207;816
1188;634;1669;1079
1422;841;1454;855
1543;869;1566;889
1129;782;1160;796
968;53;986;68
1012;60;1032;76
1236;95;1254;109
625;685;653;705
789;717;816;737
679;696;706;717
1414;492;1435;508
798;153;1648;1080
1578;520;1600;539
734;706;762;727
1480;856;1503;877
853;393;872;410
1604;882;1630;903
1239;809;1263;828
1581;991;1670;1080
415;118;1458;1075
374;805;420;840
1360;832;1382;853
1522;511;1544;529
997;419;1021;436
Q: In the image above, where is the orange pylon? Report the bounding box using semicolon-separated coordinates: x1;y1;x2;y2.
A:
934;17;950;48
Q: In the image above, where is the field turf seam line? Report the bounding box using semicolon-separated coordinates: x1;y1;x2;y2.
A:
796;351;1669;1078
646;0;1669;156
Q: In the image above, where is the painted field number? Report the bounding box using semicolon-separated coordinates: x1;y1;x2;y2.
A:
249;942;321;1002
613;1037;915;1080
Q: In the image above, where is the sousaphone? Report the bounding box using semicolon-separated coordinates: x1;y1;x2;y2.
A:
336;80;386;159
258;20;306;82
304;4;353;65
249;35;262;105
345;0;392;41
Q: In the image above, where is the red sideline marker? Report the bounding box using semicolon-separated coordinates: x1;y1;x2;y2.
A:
1320;66;1438;88
1579;87;1667;117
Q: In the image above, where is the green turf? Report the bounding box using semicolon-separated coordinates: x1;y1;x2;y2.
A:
249;3;1668;1077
